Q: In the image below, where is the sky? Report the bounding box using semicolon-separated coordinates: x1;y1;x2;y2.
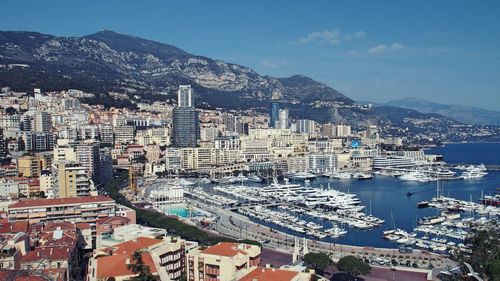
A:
1;0;499;110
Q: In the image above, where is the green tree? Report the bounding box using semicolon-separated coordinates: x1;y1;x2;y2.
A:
487;260;500;281
337;256;371;278
127;251;159;281
454;227;500;280
304;252;333;274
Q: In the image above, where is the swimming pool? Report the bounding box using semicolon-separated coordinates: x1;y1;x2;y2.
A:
164;206;198;218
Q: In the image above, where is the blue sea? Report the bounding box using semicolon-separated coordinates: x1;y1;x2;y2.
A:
243;143;500;248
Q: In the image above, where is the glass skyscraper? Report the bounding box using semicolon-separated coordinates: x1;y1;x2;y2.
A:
172;85;199;147
269;102;280;128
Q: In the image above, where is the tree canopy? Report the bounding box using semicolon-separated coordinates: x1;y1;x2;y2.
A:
454;227;500;281
304;252;333;273
337;255;371;277
127;251;159;281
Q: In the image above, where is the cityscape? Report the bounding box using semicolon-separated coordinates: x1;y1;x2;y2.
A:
0;1;499;281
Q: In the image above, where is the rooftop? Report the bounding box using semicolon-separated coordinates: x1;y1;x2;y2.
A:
96;252;157;278
105;237;163;255
240;267;299;281
0;222;28;233
9;195;114;209
201;242;253;257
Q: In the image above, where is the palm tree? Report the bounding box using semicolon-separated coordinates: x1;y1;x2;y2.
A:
127;251;159;281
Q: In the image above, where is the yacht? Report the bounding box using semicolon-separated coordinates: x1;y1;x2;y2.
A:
417;200;430;208
399;171;431;182
289;171;317;181
353;172;373;180
461;167;488;179
247;174;263;183
331;172;352;179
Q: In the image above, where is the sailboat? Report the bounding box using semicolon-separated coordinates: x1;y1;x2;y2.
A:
383;211;398;239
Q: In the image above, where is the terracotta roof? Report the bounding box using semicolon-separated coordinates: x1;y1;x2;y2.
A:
0;221;28;233
106;237;163;255
201;242;251;257
96;216;131;225
9;195;114;209
43;222;76;231
28;179;40;186
240;267;299;281
76;222;92;229
96;252;158;278
0;269;66;281
20;247;71;263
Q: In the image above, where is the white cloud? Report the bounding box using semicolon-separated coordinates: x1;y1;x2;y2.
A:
261;59;286;69
293;29;342;45
344;30;366;41
368;42;404;54
292;29;366;46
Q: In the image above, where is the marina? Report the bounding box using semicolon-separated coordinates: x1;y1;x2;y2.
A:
145;143;500;251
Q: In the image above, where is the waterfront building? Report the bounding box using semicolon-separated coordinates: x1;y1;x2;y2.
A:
149;186;184;211
186;242;261;281
308;154;338;173
373;156;416;169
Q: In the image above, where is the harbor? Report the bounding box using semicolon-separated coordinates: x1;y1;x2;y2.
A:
143;143;500;252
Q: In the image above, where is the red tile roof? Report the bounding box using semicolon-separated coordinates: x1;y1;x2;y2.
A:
96;252;158;278
20;247;72;263
96;216;131;226
201;242;251;257
76;222;92;229
28;179;40;186
240;267;299;281
43;222;76;231
9;195;114;209
0;221;28;233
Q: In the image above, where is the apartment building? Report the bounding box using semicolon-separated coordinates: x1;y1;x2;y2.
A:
186;242;261;281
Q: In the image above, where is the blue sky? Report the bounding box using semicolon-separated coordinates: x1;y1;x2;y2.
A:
1;0;499;110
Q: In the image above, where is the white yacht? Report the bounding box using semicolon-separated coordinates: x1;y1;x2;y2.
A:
331;171;352;179
461;167;488;179
399;171;431;182
289;171;317;181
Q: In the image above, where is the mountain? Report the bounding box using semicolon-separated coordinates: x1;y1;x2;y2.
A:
0;30;354;112
383;97;500;126
0;30;498;142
